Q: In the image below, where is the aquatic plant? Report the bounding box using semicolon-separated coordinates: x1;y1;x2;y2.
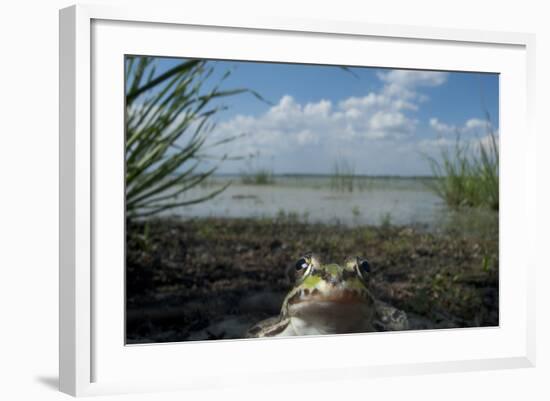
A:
240;168;275;185
330;159;356;192
425;116;499;210
125;56;265;220
239;151;275;185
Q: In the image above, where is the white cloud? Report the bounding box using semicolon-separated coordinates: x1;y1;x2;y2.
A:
465;118;489;131
418;133;498;162
201;90;420;174
296;129;317;145
417;136;455;151
212;93;417;157
377;70;448;104
212;69;450;156
377;70;448;88
369;111;414;138
429;118;456;135
198;69;453;174
430;117;493;136
423;117;499;161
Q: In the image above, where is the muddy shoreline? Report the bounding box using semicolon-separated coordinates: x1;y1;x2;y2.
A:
126;216;498;344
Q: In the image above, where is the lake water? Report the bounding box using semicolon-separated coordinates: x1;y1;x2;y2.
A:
158;175;497;233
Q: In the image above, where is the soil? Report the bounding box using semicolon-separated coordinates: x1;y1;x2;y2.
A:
126;216;499;344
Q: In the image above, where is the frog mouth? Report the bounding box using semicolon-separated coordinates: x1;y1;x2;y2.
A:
288;288;369;306
287;290;374;332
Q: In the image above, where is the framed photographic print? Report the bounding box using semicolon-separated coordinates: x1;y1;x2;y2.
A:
59;4;536;397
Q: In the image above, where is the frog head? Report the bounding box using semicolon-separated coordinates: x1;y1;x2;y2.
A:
246;253;408;338
279;252;376;334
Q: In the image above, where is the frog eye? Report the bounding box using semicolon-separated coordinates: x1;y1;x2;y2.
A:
355;257;370;279
295;257;309;271
359;259;371;273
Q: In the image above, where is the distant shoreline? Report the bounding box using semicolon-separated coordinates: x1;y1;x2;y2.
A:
178;172;439;180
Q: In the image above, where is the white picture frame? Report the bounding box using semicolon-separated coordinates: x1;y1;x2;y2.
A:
59;3;536;397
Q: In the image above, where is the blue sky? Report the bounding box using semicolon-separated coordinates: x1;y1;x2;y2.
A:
139;57;499;176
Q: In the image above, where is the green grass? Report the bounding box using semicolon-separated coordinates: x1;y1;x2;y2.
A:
426;119;499;211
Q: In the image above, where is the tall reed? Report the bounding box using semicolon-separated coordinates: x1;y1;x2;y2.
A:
330;159;356;192
125;56;264;220
426;118;499;210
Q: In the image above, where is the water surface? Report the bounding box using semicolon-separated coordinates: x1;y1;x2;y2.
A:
159;175;496;234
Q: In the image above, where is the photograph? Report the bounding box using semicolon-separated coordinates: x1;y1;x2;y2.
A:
124;55;499;344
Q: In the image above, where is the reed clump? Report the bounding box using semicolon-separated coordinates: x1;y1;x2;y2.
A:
240;169;275;185
125;56;265;220
426;118;499;211
330;159;356;192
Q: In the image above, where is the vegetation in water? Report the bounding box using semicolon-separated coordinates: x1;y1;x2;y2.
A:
330;159;357;192
425;116;499;210
240;168;275;185
239;152;275;185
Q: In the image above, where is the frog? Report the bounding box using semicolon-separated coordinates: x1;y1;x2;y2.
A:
246;252;408;338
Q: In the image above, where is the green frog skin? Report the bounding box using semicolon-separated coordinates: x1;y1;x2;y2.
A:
246;253;408;338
